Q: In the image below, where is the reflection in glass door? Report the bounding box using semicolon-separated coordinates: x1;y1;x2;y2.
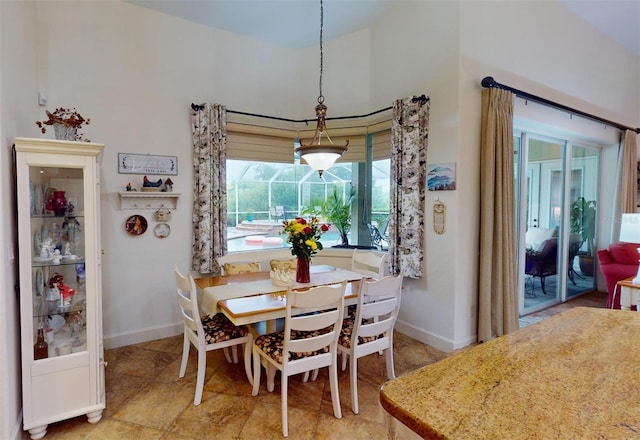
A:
516;134;599;315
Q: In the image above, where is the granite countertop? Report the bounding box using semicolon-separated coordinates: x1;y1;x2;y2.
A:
380;307;640;439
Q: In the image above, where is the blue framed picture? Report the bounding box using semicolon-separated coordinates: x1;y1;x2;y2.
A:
427;162;456;191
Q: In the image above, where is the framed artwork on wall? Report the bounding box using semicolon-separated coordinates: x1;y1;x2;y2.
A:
427;162;456;191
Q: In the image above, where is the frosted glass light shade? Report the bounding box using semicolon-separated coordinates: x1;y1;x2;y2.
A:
296;145;346;176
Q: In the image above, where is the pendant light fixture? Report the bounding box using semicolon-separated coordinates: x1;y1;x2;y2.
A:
295;0;348;178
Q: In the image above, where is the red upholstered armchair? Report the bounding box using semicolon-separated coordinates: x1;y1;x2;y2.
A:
597;242;640;308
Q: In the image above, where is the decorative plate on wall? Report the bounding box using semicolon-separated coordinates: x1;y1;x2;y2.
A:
125;214;148;236
154;223;171;238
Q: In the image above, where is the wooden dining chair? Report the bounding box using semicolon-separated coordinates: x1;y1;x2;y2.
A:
338;273;403;414
251;281;346;437
174;266;253;405
351;249;387;279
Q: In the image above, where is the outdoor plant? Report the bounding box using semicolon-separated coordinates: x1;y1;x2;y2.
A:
282;217;330;260
308;185;355;246
569;197;597;256
35;107;91;141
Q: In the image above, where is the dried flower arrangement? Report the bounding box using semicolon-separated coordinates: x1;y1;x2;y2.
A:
35;107;91;141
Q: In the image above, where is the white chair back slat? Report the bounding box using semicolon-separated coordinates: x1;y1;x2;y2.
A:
351;249;387;279
337;272;403;415
252;281;346;436
174;265;252;406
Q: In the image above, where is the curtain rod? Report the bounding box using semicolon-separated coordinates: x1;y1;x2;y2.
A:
191;103;395;126
481;76;640;134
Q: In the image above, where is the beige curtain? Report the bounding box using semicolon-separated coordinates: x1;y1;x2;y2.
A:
620;130;638;214
478;88;519;343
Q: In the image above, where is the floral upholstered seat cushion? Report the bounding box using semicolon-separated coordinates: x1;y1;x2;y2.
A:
223;262;260;275
254;326;334;364
338;315;382;349
201;313;248;343
269;258;297;271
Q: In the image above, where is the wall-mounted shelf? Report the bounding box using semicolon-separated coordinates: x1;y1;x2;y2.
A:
118;192;181;210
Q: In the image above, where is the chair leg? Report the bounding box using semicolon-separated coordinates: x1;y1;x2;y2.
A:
310;368;319;381
540;276;547;295
251;346;261;396
267;364;276;392
341;351;348;371
232;345;239;363
179;333;190;378
329;361;343;419
223;347;232;363
243;338;253;386
385;345;396;380
194;348;206;405
349;355;359;414
281;374;289;437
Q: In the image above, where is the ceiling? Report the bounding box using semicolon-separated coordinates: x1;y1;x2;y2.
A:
127;0;639;55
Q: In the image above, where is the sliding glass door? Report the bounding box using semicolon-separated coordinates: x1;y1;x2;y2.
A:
516;132;599;315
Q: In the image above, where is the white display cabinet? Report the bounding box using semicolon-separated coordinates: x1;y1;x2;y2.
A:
15;138;105;439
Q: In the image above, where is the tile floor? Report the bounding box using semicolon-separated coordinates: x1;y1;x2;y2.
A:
25;290;607;440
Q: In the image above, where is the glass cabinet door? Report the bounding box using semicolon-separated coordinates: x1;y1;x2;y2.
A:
29;166;87;359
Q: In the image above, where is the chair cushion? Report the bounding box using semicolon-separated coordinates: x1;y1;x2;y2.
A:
607;242;640;265
338;315;382;349
201;313;248;344
270;258;296;271
223;262;260;275
254;327;333;364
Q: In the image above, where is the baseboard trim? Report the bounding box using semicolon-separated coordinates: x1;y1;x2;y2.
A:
395;319;475;353
104;322;182;349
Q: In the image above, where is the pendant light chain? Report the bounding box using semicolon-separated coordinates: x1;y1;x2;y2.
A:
318;0;324;104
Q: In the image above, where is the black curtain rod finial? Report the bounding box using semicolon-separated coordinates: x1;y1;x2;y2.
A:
191;103;205;111
481;76;496;88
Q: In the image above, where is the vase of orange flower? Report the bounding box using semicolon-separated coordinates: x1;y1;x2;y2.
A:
283;217;330;283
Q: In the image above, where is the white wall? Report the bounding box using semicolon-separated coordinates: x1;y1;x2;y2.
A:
33;0;310;348
0;1;40;438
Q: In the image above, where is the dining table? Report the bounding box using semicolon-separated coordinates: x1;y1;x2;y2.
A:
195;265;365;331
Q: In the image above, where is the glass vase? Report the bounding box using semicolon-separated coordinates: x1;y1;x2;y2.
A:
53;123;77;141
296;257;311;283
52;190;68;216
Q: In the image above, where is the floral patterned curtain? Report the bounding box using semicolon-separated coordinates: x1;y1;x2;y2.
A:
190;103;227;274
389;95;429;278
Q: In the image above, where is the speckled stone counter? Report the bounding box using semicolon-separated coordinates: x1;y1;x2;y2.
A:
380;307;640;439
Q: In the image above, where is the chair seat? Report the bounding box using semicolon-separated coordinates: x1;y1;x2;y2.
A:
202;313;248;343
254;327;332;364
338;316;381;349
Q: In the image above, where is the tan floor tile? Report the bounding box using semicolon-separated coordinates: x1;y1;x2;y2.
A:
84;418;165;440
239;401;318;439
167;393;256;440
314;411;386;439
111;381;193;430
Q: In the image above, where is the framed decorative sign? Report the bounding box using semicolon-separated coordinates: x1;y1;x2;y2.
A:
118;153;178;175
